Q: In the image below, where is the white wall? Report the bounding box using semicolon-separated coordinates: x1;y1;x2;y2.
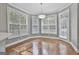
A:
70;4;78;48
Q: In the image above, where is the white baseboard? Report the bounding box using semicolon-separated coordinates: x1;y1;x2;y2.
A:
6;36;59;47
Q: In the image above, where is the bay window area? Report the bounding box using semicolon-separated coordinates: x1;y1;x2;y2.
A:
31;9;70;40
7;5;70;44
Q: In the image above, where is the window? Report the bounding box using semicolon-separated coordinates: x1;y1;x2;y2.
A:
41;14;57;34
7;6;29;39
32;16;40;34
59;9;69;39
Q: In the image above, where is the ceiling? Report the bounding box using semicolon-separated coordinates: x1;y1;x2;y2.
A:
9;3;71;15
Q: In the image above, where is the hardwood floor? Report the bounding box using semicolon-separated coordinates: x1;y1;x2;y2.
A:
6;37;77;55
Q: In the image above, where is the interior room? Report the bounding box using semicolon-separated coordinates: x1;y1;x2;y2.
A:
0;3;79;55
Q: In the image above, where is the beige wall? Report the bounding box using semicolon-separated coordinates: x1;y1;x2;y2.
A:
70;4;78;48
77;4;79;49
0;3;7;32
0;3;7;52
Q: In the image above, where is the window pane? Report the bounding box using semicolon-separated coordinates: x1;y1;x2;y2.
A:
59;9;69;39
32;16;39;34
